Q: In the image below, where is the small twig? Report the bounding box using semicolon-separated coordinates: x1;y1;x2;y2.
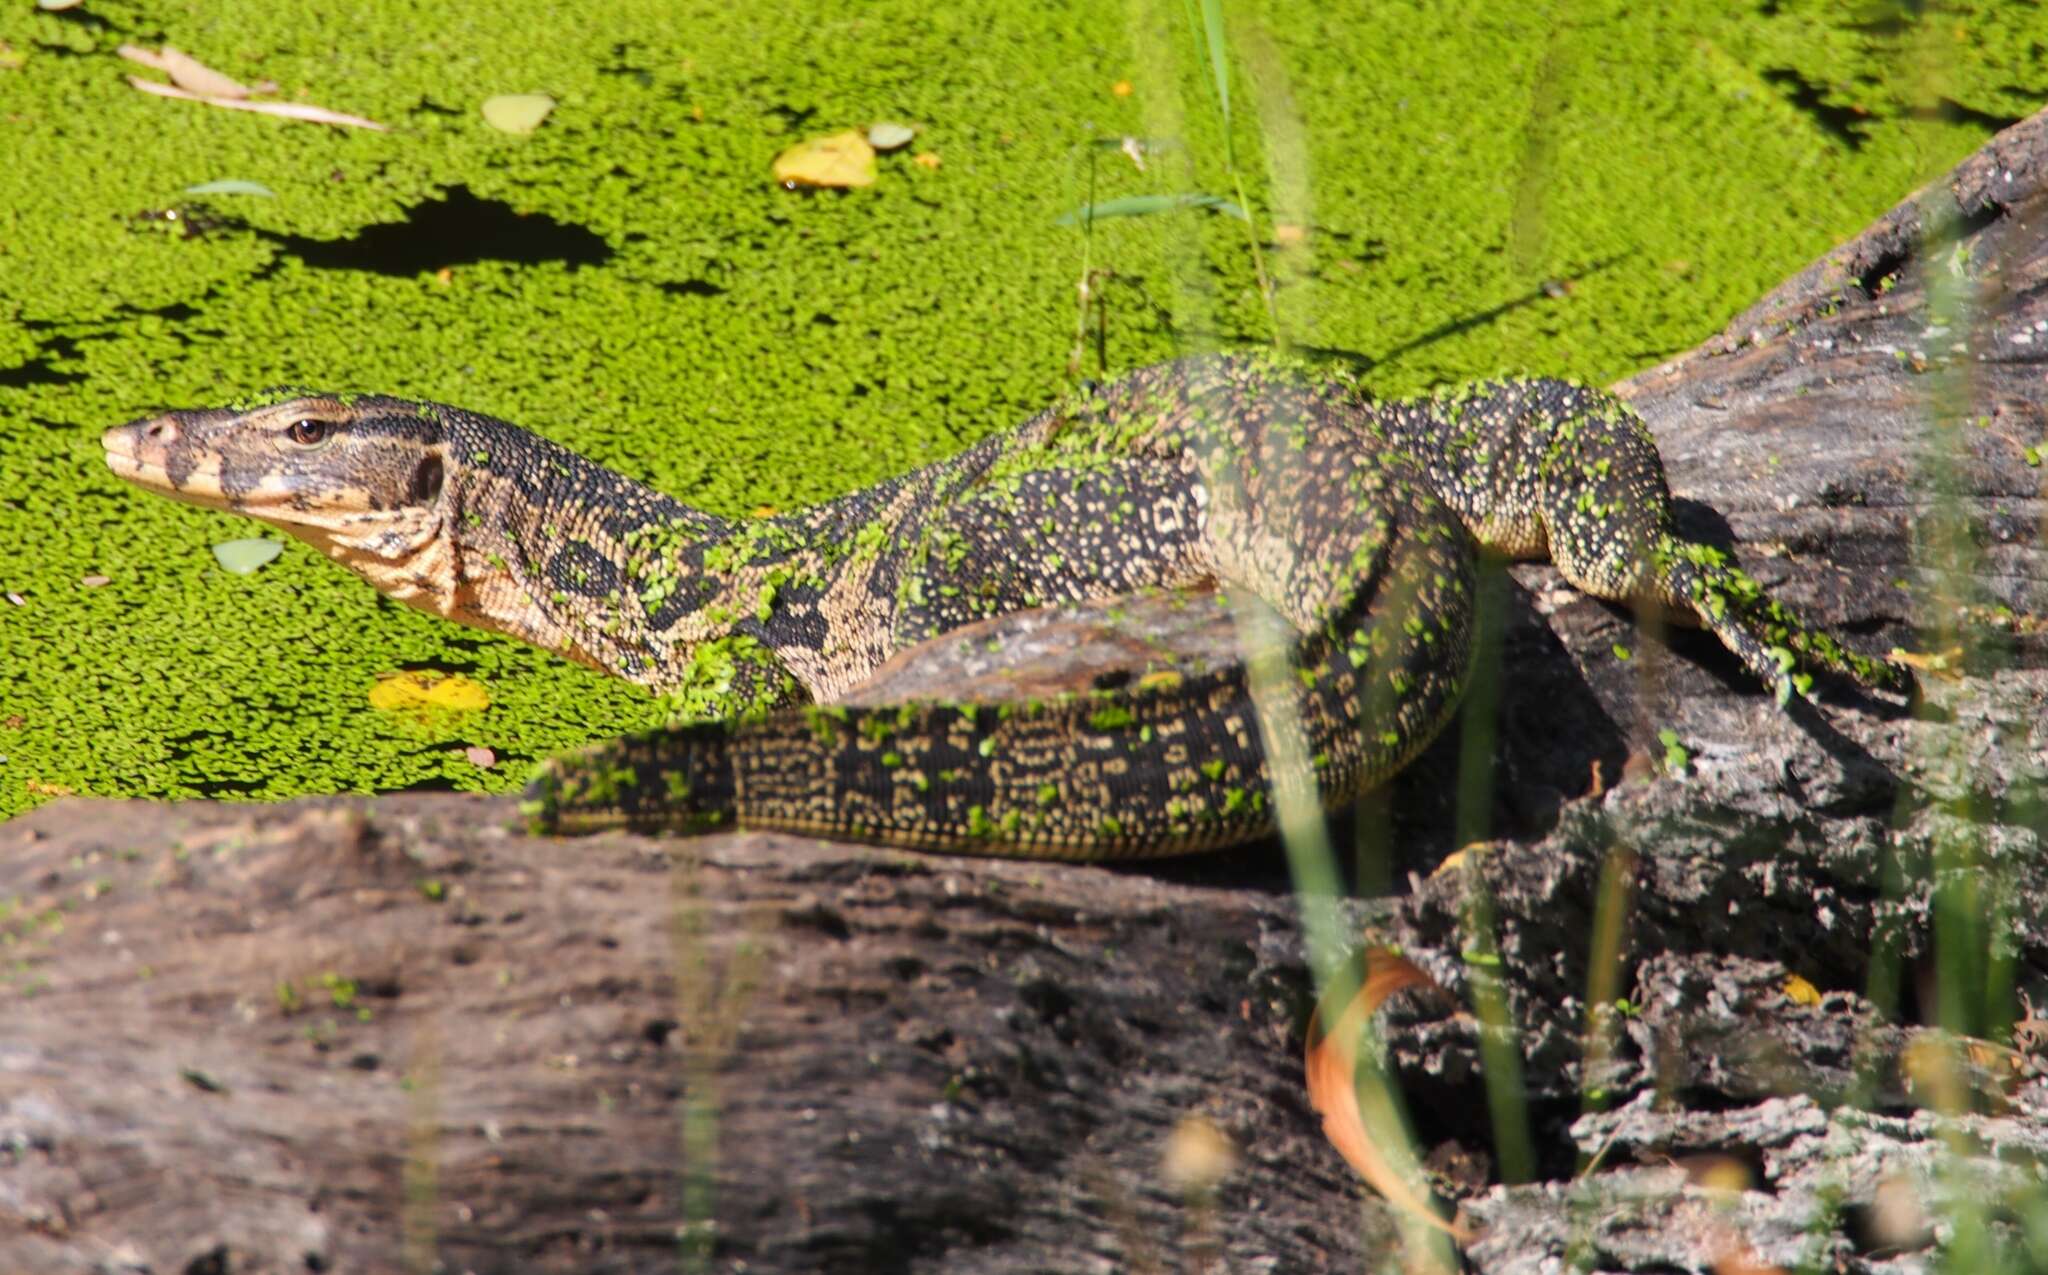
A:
1068;144;1100;378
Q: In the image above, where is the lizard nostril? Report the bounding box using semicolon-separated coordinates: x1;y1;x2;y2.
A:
144;417;179;444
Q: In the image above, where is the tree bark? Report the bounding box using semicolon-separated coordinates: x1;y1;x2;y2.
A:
8;110;2048;1275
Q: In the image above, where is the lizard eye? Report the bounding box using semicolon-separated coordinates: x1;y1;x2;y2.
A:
286;419;331;446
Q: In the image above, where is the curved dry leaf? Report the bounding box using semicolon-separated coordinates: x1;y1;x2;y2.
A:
1303;949;1472;1242
482;93;555;135
772;130;876;189
126;77;388;131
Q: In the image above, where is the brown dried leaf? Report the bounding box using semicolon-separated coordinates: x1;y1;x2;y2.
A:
1303;949;1472;1242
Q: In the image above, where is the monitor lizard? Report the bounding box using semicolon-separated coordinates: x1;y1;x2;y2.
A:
102;351;1904;857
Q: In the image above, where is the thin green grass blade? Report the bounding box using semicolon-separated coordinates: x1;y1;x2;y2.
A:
1055;192;1246;224
1197;0;1230;130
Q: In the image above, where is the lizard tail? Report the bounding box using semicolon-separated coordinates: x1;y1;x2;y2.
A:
523;619;1469;858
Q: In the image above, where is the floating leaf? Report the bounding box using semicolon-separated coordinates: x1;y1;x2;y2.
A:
212;538;283;575
866;122;915;152
481;93;555;135
368;671;492;718
183;179;276;198
1055;192;1246;225
772;130;877;189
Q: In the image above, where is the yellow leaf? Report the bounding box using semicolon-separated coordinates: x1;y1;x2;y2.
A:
772;130;876;189
368;671;491;716
1781;974;1821;1006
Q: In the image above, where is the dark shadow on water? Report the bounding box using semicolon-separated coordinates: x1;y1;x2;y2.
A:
263;185;613;276
1760;68;1871;151
0;336;88;388
1365;253;1630;375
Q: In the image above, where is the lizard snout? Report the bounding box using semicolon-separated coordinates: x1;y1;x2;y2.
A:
100;415;179;461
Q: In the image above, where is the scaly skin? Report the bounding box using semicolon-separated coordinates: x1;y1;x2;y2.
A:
101;352;1905;857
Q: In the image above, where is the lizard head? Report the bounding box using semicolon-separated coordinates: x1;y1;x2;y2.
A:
102;392;453;566
102;389;717;680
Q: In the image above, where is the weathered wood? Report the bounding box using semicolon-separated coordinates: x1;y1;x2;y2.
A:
8;110;2048;1274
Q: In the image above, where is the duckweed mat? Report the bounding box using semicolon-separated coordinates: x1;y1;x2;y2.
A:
0;0;2038;816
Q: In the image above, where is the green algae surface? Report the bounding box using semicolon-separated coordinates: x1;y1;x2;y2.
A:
0;0;2040;817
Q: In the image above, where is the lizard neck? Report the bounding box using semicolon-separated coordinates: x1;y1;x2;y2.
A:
397;410;772;691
